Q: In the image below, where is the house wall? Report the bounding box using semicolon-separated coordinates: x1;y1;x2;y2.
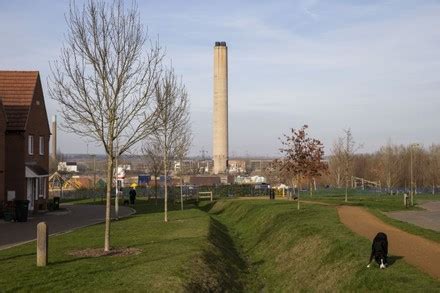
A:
5;132;25;200
24;75;50;210
0;106;5;203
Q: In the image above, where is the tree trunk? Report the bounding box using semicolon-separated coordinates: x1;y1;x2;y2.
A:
297;175;300;210
155;176;158;205
114;145;119;220
345;177;348;203
180;162;184;211
164;149;168;223
104;153;113;252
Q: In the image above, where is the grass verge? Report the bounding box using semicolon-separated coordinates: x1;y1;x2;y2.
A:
206;199;440;291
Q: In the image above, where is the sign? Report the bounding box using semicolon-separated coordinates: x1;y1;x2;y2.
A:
138;175;151;185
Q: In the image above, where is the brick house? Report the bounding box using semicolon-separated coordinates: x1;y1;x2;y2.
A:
0;99;5;204
0;71;50;212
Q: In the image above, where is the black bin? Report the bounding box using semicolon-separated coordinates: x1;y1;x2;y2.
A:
14;200;30;222
53;197;60;210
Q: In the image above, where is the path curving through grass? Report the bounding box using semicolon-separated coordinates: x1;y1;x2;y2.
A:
338;205;440;280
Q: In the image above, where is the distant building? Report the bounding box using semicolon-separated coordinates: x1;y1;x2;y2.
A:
228;159;246;174
0;71;50;211
235;175;266;184
58;161;78;173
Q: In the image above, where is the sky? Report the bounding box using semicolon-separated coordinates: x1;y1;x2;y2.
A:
1;0;439;157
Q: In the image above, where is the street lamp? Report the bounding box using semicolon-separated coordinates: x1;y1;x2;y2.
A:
409;143;420;206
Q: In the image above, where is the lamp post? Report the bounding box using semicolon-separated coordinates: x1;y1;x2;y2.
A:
410;143;420;206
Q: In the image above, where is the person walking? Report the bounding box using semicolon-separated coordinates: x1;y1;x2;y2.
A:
129;187;137;205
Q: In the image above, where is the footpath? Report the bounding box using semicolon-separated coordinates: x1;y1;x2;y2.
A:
338;205;440;280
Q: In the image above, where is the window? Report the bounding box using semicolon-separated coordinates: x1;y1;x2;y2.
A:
28;135;34;155
39;177;46;198
39;136;44;155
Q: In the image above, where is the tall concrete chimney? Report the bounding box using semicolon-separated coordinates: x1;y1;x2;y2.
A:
213;41;228;174
50;115;57;160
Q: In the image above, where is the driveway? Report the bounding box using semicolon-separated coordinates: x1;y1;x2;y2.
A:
386;201;440;232
0;204;135;250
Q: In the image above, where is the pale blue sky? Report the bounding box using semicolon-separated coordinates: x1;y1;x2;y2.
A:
1;0;439;157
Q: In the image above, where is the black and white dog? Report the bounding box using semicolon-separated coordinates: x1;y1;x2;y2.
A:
367;232;388;269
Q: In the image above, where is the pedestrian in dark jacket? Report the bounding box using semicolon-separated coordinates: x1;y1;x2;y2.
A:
129;187;137;205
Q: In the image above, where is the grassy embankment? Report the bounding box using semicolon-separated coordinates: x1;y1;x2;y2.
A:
0;198;439;291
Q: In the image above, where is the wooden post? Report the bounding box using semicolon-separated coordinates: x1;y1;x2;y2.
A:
37;222;48;267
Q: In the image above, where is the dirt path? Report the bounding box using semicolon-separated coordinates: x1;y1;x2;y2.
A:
338;206;440;280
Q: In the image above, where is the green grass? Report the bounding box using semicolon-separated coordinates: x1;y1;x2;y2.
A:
0;199;211;292
1;198;439;292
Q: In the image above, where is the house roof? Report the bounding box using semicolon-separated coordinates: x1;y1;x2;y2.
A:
0;71;39;130
0;98;6;129
25;164;49;178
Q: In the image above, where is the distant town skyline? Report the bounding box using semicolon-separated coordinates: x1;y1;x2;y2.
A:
1;0;439;157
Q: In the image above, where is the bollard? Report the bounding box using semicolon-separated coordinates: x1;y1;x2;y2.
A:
37;222;48;267
403;193;408;208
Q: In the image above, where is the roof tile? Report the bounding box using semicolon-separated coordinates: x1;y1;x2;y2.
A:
0;71;39;130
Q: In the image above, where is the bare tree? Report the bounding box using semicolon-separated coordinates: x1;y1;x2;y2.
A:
175;128;192;211
329;139;344;188
150;67;190;222
427;145;440;194
279;125;327;209
142;138;163;204
375;142;402;194
49;0;163;251
337;129;361;202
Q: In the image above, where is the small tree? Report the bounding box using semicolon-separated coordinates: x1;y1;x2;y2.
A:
337;129;361;202
142;138;163;204
329;139;344;188
279;125;327;209
150;67;190;222
49;0;163;251
175;128;192;211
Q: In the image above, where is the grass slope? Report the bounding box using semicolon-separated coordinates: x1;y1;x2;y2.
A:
207;199;440;292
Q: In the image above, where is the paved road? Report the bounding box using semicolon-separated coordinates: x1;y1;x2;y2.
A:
338;205;440;280
386;201;440;232
0;204;135;250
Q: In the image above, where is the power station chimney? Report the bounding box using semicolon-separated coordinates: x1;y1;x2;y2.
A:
213;41;228;174
50;115;57;160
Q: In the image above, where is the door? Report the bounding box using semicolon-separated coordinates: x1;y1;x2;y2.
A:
26;178;34;211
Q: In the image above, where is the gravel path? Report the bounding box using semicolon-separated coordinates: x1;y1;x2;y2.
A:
386;202;440;232
338;205;440;280
0;204;135;250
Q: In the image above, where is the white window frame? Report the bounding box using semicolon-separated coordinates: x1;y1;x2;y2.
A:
28;135;34;155
39;136;44;155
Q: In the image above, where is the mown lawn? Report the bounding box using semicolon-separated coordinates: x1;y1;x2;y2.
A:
0;198;439;292
0;200;211;292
